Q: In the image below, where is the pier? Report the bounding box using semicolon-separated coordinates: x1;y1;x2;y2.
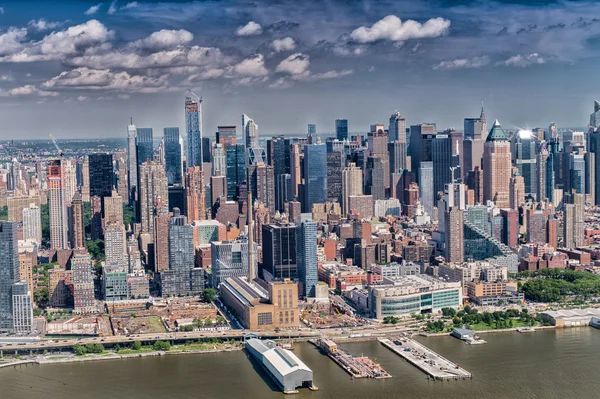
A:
379;338;471;381
311;339;391;379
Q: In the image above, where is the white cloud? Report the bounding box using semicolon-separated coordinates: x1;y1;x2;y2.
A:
308;69;354;80
5;85;58;97
268;77;293;89
233;54;268;77
350;15;450;43
276;53;310;76
433;55;490;70
41;67;168;92
131;29;193;50
107;1;118;15
236;21;262;36
122;2;139;9
271;37;296;52
77;95;88;101
500;53;546;67
118;94;130;99
0;20;114;62
28;19;63;31
0;28;28;57
0;74;13;81
85;3;103;15
0;7;4;14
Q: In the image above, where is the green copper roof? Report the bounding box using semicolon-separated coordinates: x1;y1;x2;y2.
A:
486;119;510;142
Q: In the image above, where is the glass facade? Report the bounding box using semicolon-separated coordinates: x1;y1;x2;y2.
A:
225;144;246;200
186;97;202;168
136;127;153;167
164;127;182;186
302;144;327;212
335;119;348;141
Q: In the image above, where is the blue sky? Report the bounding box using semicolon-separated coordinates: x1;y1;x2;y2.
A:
0;0;598;138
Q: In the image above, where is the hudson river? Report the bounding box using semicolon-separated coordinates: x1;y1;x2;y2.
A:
1;328;599;399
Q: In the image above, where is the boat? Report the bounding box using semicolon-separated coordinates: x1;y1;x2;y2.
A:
517;327;535;333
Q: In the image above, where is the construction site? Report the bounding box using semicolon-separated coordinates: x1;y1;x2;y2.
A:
313;339;392;379
301;301;367;329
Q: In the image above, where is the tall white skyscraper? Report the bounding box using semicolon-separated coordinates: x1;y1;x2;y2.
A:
47;160;69;250
104;222;127;272
62;159;77;204
22;204;42;244
127;121;137;203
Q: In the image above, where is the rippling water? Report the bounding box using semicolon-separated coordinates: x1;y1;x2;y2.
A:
1;328;599;399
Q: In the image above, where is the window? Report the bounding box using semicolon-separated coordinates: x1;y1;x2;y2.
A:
232;251;242;264
257;312;273;326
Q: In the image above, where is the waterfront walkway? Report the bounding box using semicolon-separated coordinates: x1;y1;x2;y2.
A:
379;338;471;380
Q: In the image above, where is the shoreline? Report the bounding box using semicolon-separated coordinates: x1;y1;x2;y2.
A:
0;346;243;369
421;324;560;338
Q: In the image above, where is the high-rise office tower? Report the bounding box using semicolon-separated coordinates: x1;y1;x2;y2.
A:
568;149;586;195
302;144;328;212
104;222;127;272
62;159;77;204
388;111;406;143
247;162;275;215
546;122;558;142
445;207;464;263
510;174;525;209
368;126;390;189
290;143;301;197
268;136;291;210
366;156;385;201
163;127;183;186
81;156;90;202
483;120;512;208
297;219;318;298
242;113;258;149
72;252;96;314
261;223;297;280
137;127;154;165
225;144;246;200
103;190;124;226
326;151;343;202
590;131;600;205
211;174;227;209
512;129;537;199
308;124;317;135
22;204;41;244
389;140;408;175
216;126;236;147
69;193;85;249
335;119;348;141
585;152;595;205
419;161;434;216
127;122;138;203
590;100;600;129
212;143;226;176
0;222;18;332
47;160;69;249
186;96;202;169
342;163;363;216
89;153;114;198
463;106;487;178
186;166;206;221
563;191;584;248
431;132;455;196
139;161;169;234
153;210;170;273
114;151;128;203
409;123;436;177
202;136;211;163
537;147;549;202
276;174;293;212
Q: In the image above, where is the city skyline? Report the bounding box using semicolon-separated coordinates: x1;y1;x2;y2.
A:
0;1;597;137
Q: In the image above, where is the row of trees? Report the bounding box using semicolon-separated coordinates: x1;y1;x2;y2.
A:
383;316;400;324
73;343;104;355
426;307;538;332
519;269;600;302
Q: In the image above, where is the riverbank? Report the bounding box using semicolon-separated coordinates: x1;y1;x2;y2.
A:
421;324;558;337
0;344;243;369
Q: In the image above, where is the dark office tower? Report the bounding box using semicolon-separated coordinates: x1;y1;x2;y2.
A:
327;152;342;202
168;186;186;215
185;96;202;168
389;141;408;174
308;124;316;135
247;163;275;215
216;126;237;147
163;127;183;186
466;166;484;205
388;111;406;143
512;130;537;199
0;221;18;332
409;123;436;180
590;131;600;205
225;144;246;200
463;106;487;176
585;152;595;205
202;137;211;163
431;133;454;196
136;128;154;167
366;156;385;201
261;223;297;280
335;119;348;141
302;144;328;212
88;153;114;198
568;149;586;195
368;126;390;189
268;136;291;210
276;174;292;212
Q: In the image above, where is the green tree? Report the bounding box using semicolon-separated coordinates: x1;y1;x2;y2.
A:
153;341;171;351
34;288;49;308
464;305;472;314
131;341;142;350
41;204;50;244
202;288;217;303
123;204;134;227
0;206;7;220
73;344;87;356
441;307;457;318
86;239;105;262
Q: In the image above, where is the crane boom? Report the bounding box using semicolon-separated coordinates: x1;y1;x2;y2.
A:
48;132;65;157
187;89;202;103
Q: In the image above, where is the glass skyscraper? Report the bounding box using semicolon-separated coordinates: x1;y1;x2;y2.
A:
164;127;183;186
302;144;327;212
296;219;318;298
136;127;153;167
185;97;202;168
513;130;537;199
335;119;348;141
88;153;114;198
0;221;18;333
225;144;246;200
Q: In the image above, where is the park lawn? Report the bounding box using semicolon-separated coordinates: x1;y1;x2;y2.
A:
116;348;155;355
144;316;167;332
469;319;531;331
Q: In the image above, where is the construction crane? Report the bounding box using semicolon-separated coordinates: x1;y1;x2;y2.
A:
187;89;204;171
48;132;64;157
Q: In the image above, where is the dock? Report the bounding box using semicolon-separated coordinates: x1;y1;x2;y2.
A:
379;338;471;381
311;339;391;379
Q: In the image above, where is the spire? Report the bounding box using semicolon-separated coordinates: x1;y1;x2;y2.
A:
130;117;133;125
595;99;600;113
247;192;256;281
486;119;510;142
480;101;486;122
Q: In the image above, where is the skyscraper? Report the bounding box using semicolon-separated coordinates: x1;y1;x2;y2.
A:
261;223;297;280
335;119;348;141
211;238;255;287
186;166;206;221
0;222;18;333
212;143;226;176
225;144;246;200
463;106;487;177
153;210;170;273
127;122;137;203
202;136;211;163
388;111;406;143
563;191;584;249
136;127;154;167
72;252;96;314
302;144;328;212
163;127;183;186
365;156;385;200
89;153;114;198
297;219;318;298
419;161;434;216
243;113;266;166
326;151;342;202
409;123;436;181
483;120;512;208
69;193;85;249
103;190;124;226
342;163;363;216
512;129;537;199
510;174;525;209
114;151;128;203
445;207;464;263
186;96;202;169
216;126;236;147
537;147;549;202
590;100;600;129
139;161;169;234
431;133;454;196
47;160;69;249
22;204;41;244
247;162;275;215
104;222;127;272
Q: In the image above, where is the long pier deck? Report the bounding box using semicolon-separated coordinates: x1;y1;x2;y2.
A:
379;338;471;381
310;339;391;379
